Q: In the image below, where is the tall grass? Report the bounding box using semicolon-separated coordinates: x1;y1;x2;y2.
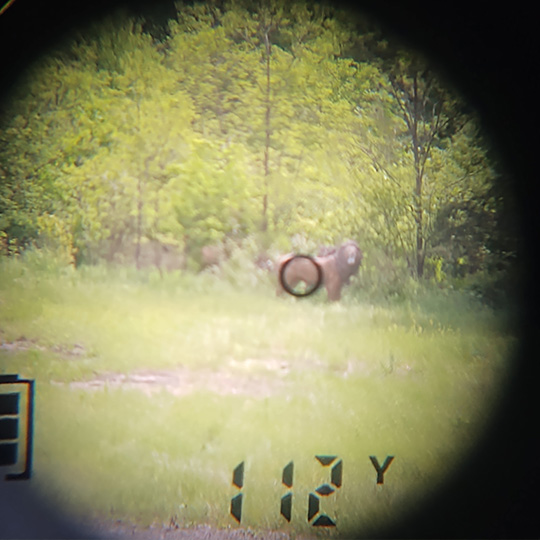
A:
0;256;516;537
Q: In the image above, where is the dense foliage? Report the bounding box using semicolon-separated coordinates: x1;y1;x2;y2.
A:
0;0;515;297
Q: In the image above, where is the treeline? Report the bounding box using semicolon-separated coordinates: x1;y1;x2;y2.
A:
0;0;516;294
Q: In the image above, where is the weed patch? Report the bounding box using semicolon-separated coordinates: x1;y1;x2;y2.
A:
0;260;515;537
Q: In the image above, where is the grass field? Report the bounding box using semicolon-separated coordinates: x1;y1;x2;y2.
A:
0;256;516;537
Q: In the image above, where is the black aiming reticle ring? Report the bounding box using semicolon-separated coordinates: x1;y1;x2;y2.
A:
279;254;323;298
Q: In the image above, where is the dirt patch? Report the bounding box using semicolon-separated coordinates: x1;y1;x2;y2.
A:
0;334;88;359
52;355;413;398
61;363;288;398
0;335;46;352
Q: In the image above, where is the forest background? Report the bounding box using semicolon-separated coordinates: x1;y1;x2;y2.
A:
0;0;519;304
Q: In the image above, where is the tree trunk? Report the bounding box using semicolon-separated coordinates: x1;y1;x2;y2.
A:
261;27;272;232
414;154;425;278
411;73;425;278
135;175;143;270
414;177;425;278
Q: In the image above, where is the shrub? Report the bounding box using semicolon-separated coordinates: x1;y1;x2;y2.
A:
350;248;416;302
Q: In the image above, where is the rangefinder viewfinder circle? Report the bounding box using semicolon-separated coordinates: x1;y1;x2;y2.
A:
0;1;524;538
279;255;323;297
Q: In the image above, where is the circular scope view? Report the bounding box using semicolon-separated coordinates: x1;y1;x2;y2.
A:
0;1;520;538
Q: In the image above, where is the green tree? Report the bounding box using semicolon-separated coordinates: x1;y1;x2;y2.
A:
167;1;367;242
385;54;469;277
0;1;503;290
342;43;493;280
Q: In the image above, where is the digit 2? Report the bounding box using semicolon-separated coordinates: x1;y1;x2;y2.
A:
308;455;343;527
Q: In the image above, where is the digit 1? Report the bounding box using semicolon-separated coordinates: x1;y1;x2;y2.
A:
307;455;343;527
231;462;244;523
280;461;294;522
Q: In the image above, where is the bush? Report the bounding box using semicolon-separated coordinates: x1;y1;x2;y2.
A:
351;248;417;303
424;255;447;284
18;246;75;276
205;237;274;291
452;269;520;309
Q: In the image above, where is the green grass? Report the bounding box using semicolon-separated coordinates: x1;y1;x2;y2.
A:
0;258;516;537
